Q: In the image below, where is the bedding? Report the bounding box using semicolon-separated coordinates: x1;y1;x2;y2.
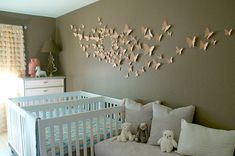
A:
148;103;195;145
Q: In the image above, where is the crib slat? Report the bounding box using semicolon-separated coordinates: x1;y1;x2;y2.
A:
39;128;47;156
43;111;46;119
109;115;113;138
56;108;59;117
50;125;56;156
50;109;53;118
75;122;80;156
90;119;94;156
97;117;100;142
115;113;119;136
103;116;107;140
59;124;64;156
83;120;87;156
68;122;72;156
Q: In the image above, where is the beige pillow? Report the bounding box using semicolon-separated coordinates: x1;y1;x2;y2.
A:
177;119;235;156
147;103;195;145
123;98;160;134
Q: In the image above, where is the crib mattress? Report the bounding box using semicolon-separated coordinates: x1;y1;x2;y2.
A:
45;117;121;155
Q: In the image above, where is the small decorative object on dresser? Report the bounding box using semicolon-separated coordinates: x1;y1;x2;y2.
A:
19;76;65;96
28;58;40;77
35;66;47;77
41;39;60;77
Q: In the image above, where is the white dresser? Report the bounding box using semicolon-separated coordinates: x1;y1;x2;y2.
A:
20;76;65;96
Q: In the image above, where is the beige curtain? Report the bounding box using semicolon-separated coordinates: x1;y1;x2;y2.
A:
0;24;26;134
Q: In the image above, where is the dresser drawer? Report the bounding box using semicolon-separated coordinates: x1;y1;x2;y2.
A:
24;87;64;96
24;79;64;89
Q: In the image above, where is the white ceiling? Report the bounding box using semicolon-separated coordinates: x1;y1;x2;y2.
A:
0;0;98;18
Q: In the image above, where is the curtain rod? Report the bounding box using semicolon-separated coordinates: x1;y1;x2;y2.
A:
0;23;28;30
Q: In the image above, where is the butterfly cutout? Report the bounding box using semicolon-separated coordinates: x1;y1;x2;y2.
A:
147;60;153;68
124;24;133;36
135;42;142;50
157;54;163;60
128;52;139;63
153;60;161;70
141;26;148;35
186;36;196;48
199;40;209;51
204;27;214;39
85;52;90;58
77;33;83;40
90;36;99;42
162;19;171;33
135;71;139;77
144;29;153;40
224;28;233;36
70;25;74;30
167;31;173;36
97;17;102;25
155;33;163;42
211;39;217;45
84;35;90;41
176;46;184;55
81;24;85;29
140;66;146;73
91;28;96;34
155;62;161;70
125;73;129;78
143;44;155;56
128;44;135;52
166;57;173;64
97;17;101;22
128;65;133;72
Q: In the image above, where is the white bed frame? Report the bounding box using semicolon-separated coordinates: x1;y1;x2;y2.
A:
6;91;124;156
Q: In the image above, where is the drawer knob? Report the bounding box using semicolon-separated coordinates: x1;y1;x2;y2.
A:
43;81;48;84
43;89;48;92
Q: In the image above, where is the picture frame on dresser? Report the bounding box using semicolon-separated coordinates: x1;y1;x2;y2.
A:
19;76;65;96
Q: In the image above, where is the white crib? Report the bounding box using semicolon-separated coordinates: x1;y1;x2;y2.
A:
6;91;124;156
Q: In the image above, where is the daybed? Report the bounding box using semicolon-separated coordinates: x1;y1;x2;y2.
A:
95;137;182;156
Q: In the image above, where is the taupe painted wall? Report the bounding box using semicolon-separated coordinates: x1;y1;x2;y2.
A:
56;0;235;129
0;11;56;73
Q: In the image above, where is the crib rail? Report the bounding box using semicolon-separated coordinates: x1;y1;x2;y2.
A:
7;91;124;156
38;106;124;156
10;91;100;107
6;99;38;156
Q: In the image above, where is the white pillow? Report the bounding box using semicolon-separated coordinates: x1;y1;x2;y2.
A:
177;119;235;156
147;104;195;145
123;98;160;134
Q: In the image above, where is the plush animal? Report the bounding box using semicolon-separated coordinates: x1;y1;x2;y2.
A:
157;130;177;153
135;122;149;143
35;66;47;77
117;122;135;142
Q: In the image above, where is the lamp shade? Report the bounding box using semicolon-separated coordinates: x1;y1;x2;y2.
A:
41;39;58;53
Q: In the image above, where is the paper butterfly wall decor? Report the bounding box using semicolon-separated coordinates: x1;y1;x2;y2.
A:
70;17;233;78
